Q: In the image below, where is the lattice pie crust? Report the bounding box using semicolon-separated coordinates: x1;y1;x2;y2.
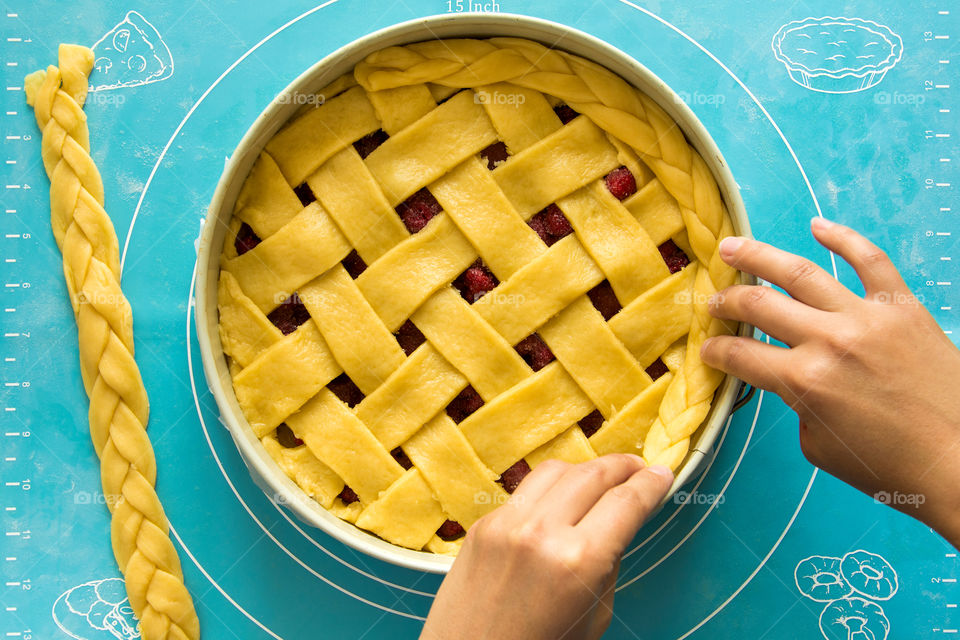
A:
217;38;739;554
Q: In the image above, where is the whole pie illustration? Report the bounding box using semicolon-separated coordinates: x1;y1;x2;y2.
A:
216;37;740;554
772;17;903;93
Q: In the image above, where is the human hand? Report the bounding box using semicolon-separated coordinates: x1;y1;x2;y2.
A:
420;455;673;640
701;217;960;546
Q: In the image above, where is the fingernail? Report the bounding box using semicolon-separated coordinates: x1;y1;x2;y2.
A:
647;465;674;481
810;216;833;230
719;236;744;259
700;337;713;355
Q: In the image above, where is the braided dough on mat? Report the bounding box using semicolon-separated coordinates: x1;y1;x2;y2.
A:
25;44;200;640
356;38;738;468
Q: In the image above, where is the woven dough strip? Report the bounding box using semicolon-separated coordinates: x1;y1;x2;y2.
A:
25;44;200;640
355;38;739;469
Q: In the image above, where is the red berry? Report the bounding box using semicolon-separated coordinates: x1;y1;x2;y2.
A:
447;386;484;423
327;373;365;408
234;222;261;256
645;358;669;380
480;141;510;170
464;266;496;298
498;459;532;493
353;129;389;159
394;320;426;355
578;410;604;438
437;520;465;540
658;239;691;273
267;292;310;335
391;447;413;470
397;188;442;233
544;204;572;236
604;166;637;200
515;334;555;371
276;423;303;448
528;205;573;246
587;281;622;320
554;103;580;124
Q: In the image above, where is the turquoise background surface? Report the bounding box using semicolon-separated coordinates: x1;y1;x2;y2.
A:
1;1;957;638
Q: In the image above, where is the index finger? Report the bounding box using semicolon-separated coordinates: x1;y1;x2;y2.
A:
576;466;673;552
719;236;856;311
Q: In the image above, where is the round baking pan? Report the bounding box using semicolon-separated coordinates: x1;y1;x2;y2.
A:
195;13;754;574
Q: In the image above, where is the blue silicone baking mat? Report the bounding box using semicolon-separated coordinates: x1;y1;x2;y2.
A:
2;1;957;638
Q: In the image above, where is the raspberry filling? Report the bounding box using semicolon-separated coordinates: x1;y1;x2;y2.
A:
267;292;311;335
234;222;261;256
553;103;580;124
658;239;691;273
515;334;555;372
328;373;364;408
587;281;622;320
453;259;499;303
498;459;531;493
528;204;573;246
339;486;359;505
480;141;510;170
446;385;484;423
391;447;413;470
604;165;637;200
437;520;465;541
578;410;604;438
394;319;426;355
293;183;316;206
276;423;303;448
353;129;389;159
396;188;443;234
341;250;367;279
645;358;669;381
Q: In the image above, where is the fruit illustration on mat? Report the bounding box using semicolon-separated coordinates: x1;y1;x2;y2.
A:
795;555;854;602
795;550;898;640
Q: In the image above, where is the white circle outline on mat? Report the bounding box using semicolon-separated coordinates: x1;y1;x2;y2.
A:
116;1;832;634
186;267;429;622
613;1;828;637
114;0;438;629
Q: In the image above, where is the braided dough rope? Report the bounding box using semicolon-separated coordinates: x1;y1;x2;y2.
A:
356;38;739;469
25;44;200;640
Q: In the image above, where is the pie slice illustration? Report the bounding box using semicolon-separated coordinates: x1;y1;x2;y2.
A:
772;17;903;94
90;10;174;91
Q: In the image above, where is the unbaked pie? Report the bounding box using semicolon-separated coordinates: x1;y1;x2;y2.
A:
217;37;739;554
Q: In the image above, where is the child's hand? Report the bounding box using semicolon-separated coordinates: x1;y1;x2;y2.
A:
702;217;960;545
420;455;673;640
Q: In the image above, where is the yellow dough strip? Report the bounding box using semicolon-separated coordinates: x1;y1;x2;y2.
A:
355;37;741;469
24;45;199;640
